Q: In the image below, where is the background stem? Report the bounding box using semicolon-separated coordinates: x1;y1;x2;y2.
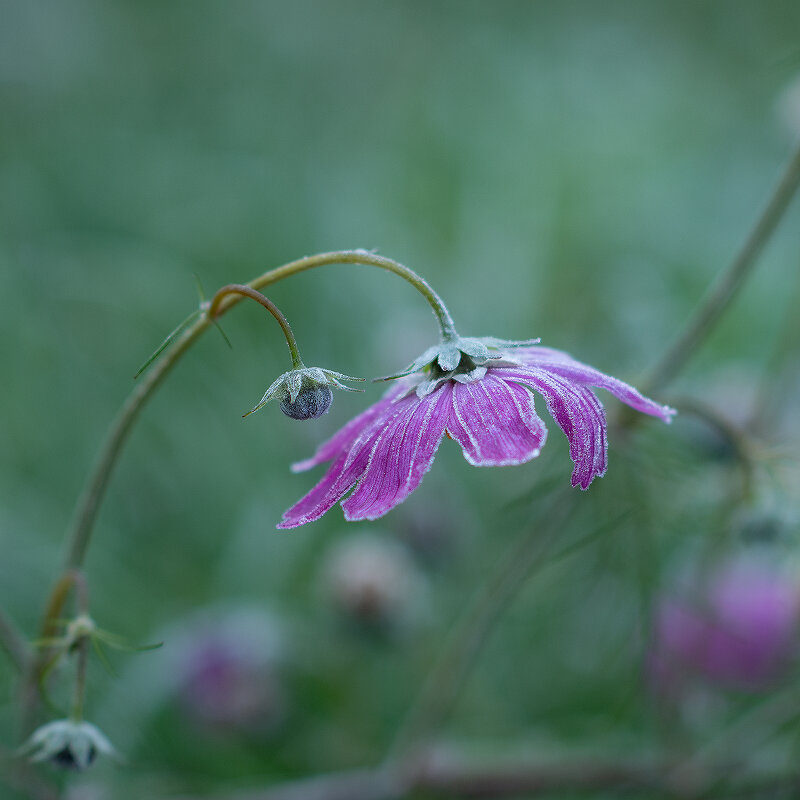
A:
645;140;800;393
0;608;30;673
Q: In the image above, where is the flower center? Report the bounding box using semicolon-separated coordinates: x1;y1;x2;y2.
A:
428;351;479;381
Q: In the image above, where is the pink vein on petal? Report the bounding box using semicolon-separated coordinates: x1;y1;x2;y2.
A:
341;382;453;521
446;374;547;466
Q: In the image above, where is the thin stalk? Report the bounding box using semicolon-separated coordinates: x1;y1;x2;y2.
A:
63;250;453;573
0;608;30;673
645;140;800;394
668;396;756;501
208;284;304;368
245;249;458;341
69;637;89;722
27;251;456;717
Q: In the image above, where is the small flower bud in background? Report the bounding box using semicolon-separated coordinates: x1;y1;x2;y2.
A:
321;532;427;634
175;607;287;734
18;719;118;771
647;558;800;695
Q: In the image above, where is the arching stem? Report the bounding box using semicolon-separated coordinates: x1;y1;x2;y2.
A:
27;251;456;718
208;284;305;369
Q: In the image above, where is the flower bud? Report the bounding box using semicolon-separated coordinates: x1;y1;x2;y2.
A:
18;719;118;772
321;533;426;634
245;366;363;420
280;384;334;420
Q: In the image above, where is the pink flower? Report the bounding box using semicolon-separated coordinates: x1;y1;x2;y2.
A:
278;338;674;528
648;561;800;693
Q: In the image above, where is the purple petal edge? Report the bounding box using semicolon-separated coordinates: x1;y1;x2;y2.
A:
341;382;452;521
446;375;548;467
505;348;675;423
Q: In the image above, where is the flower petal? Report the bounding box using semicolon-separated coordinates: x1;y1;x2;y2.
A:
446;374;548;466
291;383;408;473
513;347;675;422
341;383;452;521
499;367;608;489
278;393;417;528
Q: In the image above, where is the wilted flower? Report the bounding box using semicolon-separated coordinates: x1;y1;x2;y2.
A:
322;533;426;632
19;719;118;771
246;366;364;420
279;337;673;528
648;559;800;693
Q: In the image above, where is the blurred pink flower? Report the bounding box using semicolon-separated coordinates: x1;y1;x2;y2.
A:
648;561;800;692
177;609;286;733
279;341;673;528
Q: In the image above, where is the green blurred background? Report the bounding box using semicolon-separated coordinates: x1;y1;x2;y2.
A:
2;2;800;797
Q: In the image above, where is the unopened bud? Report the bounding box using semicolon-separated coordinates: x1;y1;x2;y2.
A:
280;385;334;420
245;367;364;420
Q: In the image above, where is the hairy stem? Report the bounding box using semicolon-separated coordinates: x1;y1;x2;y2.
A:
28;251;455;718
208;284;305;369
645;139;800;393
62;250;451;574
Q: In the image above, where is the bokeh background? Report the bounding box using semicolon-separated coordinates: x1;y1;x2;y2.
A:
2;2;800;798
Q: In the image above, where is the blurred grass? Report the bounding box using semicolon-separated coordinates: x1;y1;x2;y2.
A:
2;1;800;797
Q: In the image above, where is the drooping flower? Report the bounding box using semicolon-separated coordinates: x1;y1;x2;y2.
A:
648;559;800;693
277;336;673;528
18;719;118;771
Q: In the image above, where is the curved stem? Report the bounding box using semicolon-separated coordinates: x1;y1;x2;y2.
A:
247;249;458;341
208;284;305;369
26;251;455;716
645;140;800;394
669;396;756;502
63;250;453;573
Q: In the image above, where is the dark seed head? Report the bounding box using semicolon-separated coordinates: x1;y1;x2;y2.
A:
280;385;334;420
52;745;96;771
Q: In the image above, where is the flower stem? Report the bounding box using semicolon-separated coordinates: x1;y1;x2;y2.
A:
69;636;89;723
244;249;458;339
208;284;305;369
0;608;30;673
645;139;800;393
27;251;455;714
63;251;453;572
